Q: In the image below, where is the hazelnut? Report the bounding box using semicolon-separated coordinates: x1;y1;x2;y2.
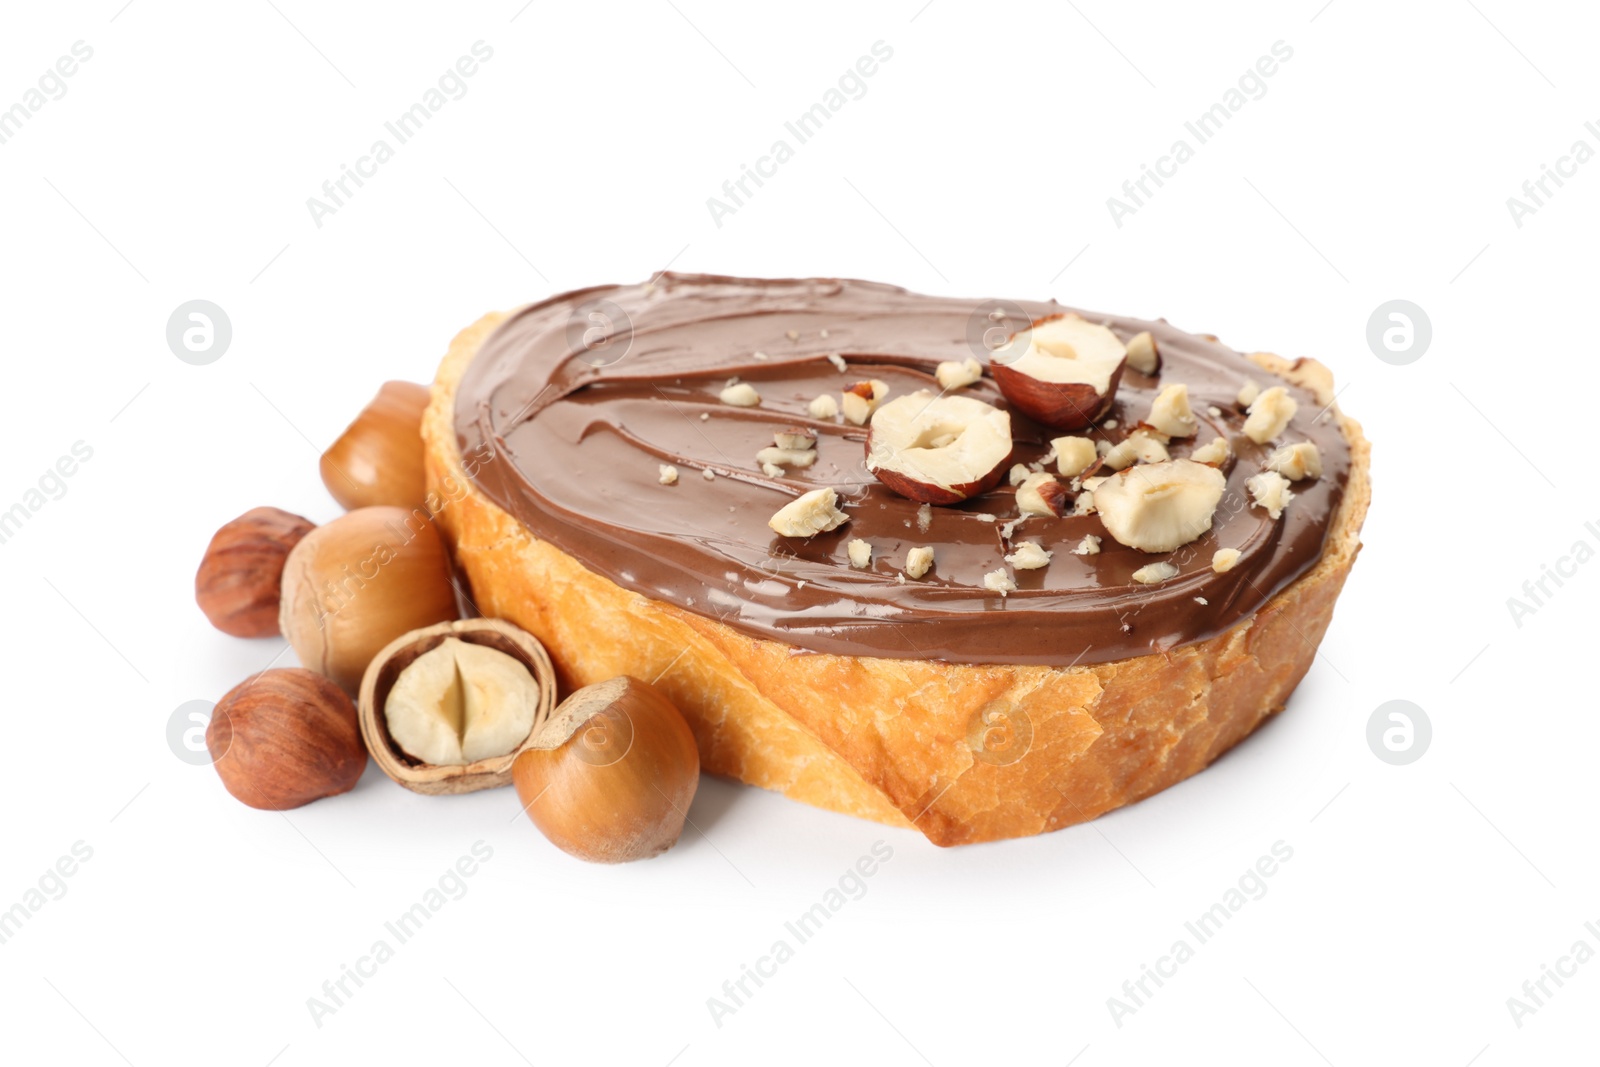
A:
1004;541;1052;570
989;314;1126;431
768;487;849;538
904;545;935;579
384;638;538;766
512;677;700;864
719;382;761;407
934;357;983;390
358;618;557;795
320;381;431;511
1146;383;1199;438
1125;330;1161;374
865;392;1013;505
1052;436;1098;480
841;380;890;425
278;506;459;692
194;506;315;637
1243;386;1297;444
1016;472;1071;517
1093;458;1226;553
207;668;367;810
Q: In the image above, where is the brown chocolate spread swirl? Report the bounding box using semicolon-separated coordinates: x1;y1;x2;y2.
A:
454;274;1350;667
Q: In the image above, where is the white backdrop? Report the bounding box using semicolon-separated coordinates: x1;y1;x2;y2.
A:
1;1;1595;1063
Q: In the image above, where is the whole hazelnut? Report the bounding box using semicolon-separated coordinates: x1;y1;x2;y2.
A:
511;677;700;864
207;668;367;810
320;381;431;511
195;507;316;637
278;506;460;692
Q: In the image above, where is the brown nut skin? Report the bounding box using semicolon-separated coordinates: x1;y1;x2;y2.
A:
512;677;700;864
864;431;1009;506
320;381;430;511
207;668;367;810
989;360;1123;431
194;507;316;637
278;506;460;693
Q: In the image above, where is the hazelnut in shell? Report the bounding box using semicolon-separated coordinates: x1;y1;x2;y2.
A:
358;618;557;795
194;506;316;637
320;381;431;510
278;506;459;692
512;677;700;864
207;667;367;810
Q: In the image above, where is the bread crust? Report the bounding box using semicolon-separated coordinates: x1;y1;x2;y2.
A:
423;312;1371;846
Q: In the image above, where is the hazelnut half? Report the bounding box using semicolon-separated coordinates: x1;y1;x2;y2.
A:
207;667;367;810
195;506;315;637
989;314;1127;430
512;676;700;864
320;381;430;511
864;392;1013;505
279;506;459;692
359;618;557;794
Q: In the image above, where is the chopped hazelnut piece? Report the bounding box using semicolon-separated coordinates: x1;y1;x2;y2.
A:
702;468;716;481
935;357;983;390
847;538;872;568
1212;548;1242;572
826;352;846;372
1004;541;1052;570
768;487;849;537
1072;490;1097;516
720;382;761;407
1265;441;1322;481
788;329;801;341
774;428;817;451
752;350;770;361
1147;383;1199;438
840;380;889;426
658;464;679;486
1016;472;1071;517
1207;405;1222;418
761;462;784;477
1103;419;1119;430
1053;435;1097;480
1236;378;1261;407
1125;330;1160;374
915;503;933;533
1243;387;1297;444
1190;436;1231;466
700;412;710;422
808;394;839;419
905;545;935;579
1073;534;1102;555
1094;459;1226;553
1102;430;1170;471
1131;561;1179;584
983;568;1018;596
1008;463;1031;487
756;445;818;469
1194;596;1209;605
1246;471;1294;519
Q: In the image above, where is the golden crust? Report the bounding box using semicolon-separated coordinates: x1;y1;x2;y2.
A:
422;313;1371;846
